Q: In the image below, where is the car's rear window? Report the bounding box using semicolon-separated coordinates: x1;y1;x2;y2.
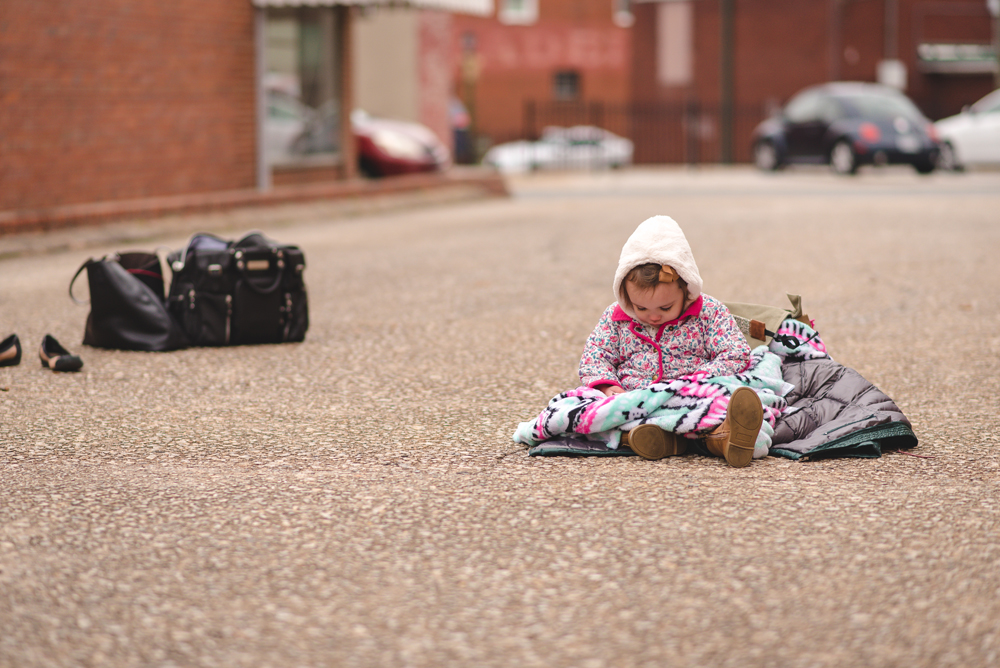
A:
837;93;923;120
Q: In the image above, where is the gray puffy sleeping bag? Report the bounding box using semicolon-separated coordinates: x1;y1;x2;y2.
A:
770;356;916;459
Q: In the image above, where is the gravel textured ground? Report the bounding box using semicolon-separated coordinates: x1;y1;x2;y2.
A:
2;166;999;667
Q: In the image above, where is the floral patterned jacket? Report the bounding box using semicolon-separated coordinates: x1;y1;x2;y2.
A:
579;295;752;391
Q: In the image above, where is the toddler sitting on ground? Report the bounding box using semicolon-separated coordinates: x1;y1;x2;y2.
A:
579;215;764;467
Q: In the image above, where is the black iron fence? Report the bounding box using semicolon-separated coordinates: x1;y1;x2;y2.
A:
482;100;771;165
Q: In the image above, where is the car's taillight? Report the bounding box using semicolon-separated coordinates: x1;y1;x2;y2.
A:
859;123;881;143
926;124;939;142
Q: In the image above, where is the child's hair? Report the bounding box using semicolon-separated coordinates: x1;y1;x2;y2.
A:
620;263;690;311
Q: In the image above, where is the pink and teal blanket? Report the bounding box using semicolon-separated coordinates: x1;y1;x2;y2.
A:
513;319;829;459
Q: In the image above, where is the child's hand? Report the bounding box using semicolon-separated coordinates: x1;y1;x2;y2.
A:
602;385;625;397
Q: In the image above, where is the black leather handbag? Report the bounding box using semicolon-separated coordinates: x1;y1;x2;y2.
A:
70;251;189;351
166;232;308;346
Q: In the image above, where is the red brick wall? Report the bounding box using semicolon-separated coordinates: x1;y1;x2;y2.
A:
632;0;834;109
730;1;831;109
902;0;995;118
452;0;632;147
272;164;346;187
632;0;993;118
0;0;257;212
837;1;886;85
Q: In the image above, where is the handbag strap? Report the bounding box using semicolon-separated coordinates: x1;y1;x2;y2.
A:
172;233;229;272
234;230;274;248
174;231;289;295
69;258;94;305
154;246;173;299
235;248;285;295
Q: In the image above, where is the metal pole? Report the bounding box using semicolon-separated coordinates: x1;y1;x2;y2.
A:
461;49;480;158
254;8;271;192
827;0;844;82
523;99;535;139
995;6;1000;89
884;0;898;60
338;6;357;180
719;0;734;164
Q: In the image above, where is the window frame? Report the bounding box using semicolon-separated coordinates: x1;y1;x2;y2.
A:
552;70;581;102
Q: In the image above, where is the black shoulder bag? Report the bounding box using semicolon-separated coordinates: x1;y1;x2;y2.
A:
70;251;189;351
166;232;309;346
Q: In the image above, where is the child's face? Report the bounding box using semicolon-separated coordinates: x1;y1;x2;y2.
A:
627;280;686;326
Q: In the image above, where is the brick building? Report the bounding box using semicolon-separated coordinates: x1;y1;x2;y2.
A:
0;0;489;221
631;0;996;112
1;0;995;221
354;8;459;158
454;0;998;163
2;1;262;213
451;0;635;151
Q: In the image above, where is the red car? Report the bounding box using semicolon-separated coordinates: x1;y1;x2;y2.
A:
264;91;450;178
352;110;451;177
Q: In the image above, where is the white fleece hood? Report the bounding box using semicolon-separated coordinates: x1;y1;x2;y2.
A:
613;215;703;319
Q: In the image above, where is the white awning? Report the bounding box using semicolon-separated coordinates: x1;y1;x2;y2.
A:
917;43;999;75
252;0;493;16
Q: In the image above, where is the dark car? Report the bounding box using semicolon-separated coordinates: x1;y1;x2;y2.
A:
752;82;939;175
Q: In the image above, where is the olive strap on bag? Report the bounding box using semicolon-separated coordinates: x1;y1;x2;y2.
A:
724;294;811;350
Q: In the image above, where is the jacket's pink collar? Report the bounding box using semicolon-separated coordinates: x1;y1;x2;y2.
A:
612;295;703;325
611;305;631;321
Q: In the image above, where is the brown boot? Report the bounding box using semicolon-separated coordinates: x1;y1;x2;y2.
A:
703;387;763;468
623;424;687;460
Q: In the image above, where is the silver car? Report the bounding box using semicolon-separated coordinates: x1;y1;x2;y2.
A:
484;126;634;174
934;89;1000;171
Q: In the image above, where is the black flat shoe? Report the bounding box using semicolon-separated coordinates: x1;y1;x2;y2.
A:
0;334;21;367
39;335;83;372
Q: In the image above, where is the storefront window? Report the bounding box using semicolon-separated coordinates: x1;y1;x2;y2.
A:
553;70;580;101
264;8;341;165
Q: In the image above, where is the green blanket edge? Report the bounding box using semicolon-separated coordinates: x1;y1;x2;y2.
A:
528;443;638;457
769;422;919;461
529;422;919;460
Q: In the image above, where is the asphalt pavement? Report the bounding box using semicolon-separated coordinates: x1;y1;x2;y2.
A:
2;166;999;667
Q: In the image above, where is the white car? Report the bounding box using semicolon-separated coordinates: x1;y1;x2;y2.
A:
934;89;1000;171
483;125;634;173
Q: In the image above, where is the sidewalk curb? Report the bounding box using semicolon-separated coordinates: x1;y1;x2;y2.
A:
0;169;507;237
0;169;508;259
